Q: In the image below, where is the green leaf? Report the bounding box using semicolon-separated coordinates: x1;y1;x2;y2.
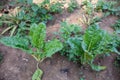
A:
30;23;46;48
81;52;93;64
32;68;43;80
60;21;81;40
27;0;33;4
17;10;25;20
67;37;83;56
59;22;118;71
0;36;29;51
83;24;103;51
44;39;63;57
31;4;39;12
90;64;106;71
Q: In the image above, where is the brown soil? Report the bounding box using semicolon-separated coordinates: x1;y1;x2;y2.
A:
0;0;120;80
0;44;36;80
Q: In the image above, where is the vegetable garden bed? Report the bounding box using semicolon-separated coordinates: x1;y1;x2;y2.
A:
0;0;120;80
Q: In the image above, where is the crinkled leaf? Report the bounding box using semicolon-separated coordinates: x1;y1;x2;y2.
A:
44;39;63;57
67;37;83;56
31;4;39;12
30;23;46;48
60;21;81;40
0;36;29;51
32;68;43;80
83;24;103;51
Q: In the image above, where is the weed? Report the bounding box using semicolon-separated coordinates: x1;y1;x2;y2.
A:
79;14;101;26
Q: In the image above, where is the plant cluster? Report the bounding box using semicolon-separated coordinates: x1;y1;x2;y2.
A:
81;0;120;16
41;0;65;13
67;0;79;13
81;0;94;15
79;0;120;26
59;22;120;71
0;0;120;80
0;0;65;36
0;23;63;80
95;0;120;16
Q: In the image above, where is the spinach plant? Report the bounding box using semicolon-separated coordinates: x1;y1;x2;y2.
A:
41;0;65;14
0;23;63;80
81;0;94;15
95;0;120;16
59;21;81;41
59;23;119;71
67;0;79;13
59;21;82;61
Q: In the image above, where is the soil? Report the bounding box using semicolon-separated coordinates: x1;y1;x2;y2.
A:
0;0;120;80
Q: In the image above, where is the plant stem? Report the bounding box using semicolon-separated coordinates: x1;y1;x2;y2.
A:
37;61;40;69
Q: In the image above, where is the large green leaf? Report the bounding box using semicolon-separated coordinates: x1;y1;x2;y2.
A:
67;37;83;56
44;39;63;57
0;36;29;51
32;68;43;80
83;24;103;51
30;23;46;49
